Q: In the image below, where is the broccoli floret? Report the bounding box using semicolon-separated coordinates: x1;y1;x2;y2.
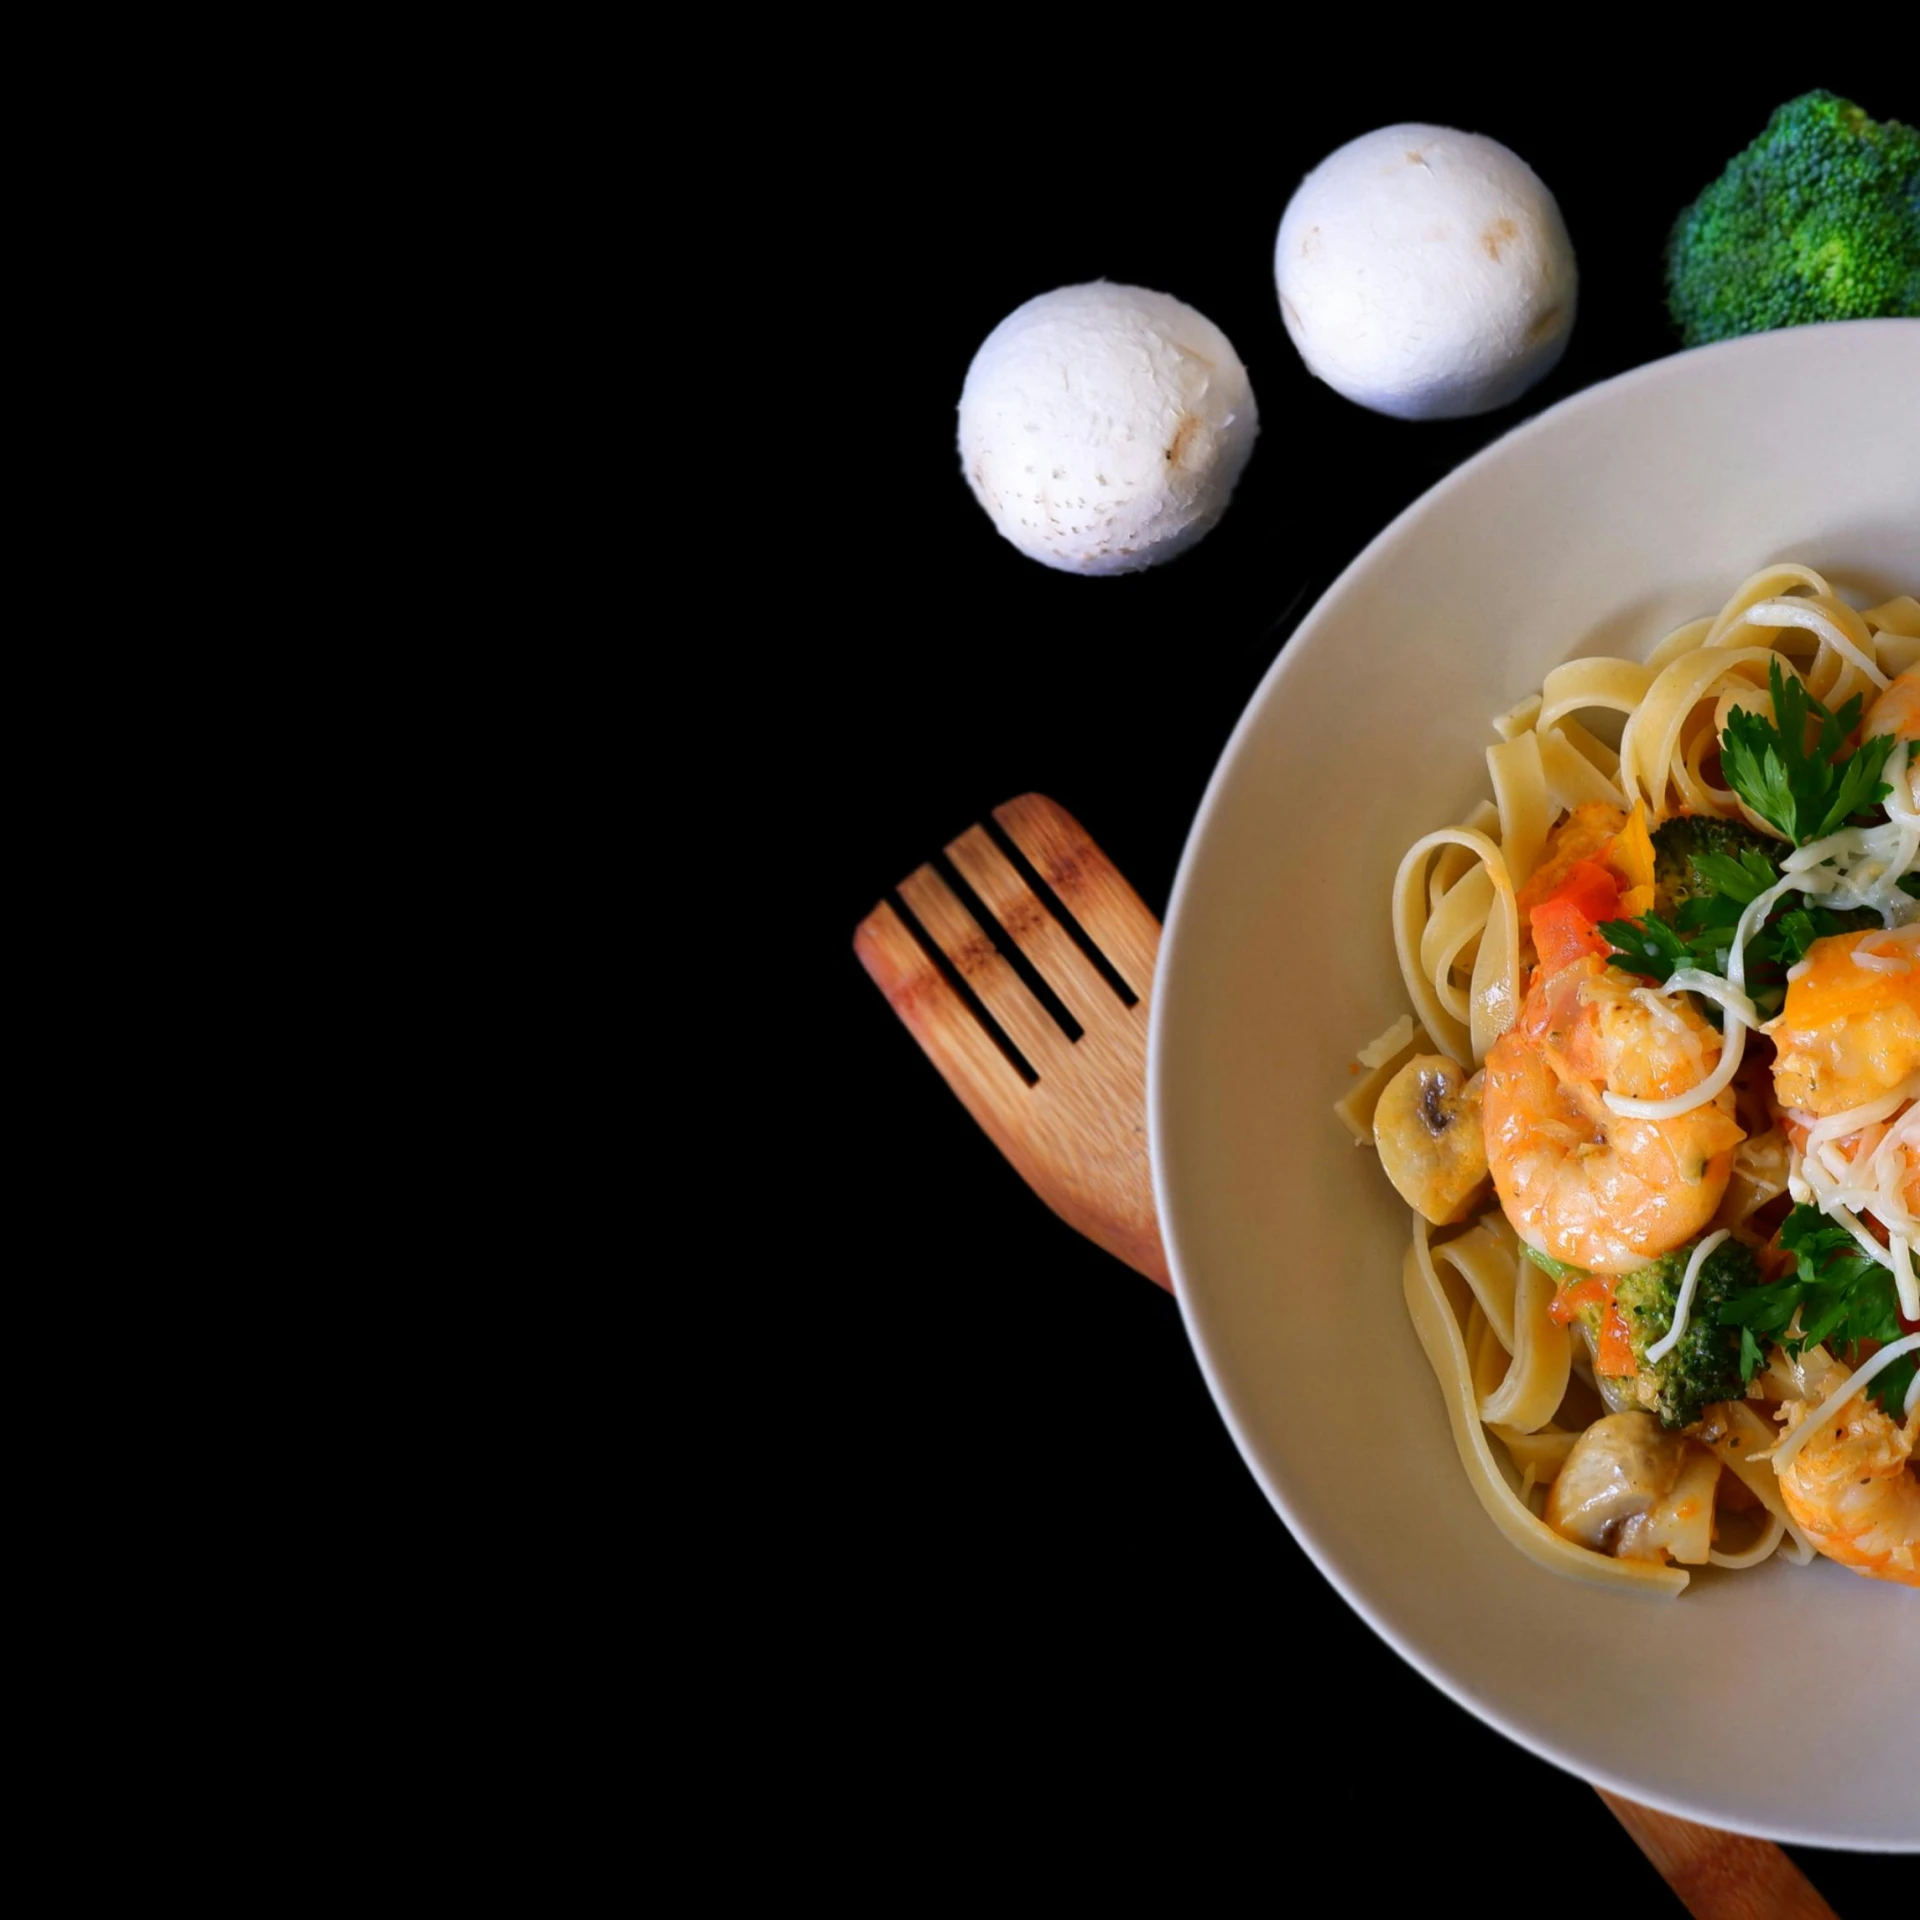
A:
1613;1237;1764;1431
1527;1237;1766;1428
1666;91;1920;346
1650;814;1781;917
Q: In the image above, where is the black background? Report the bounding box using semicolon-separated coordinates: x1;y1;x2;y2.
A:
791;74;1913;1904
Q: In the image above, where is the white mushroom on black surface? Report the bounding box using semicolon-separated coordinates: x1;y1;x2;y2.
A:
958;283;1258;576
1275;124;1578;420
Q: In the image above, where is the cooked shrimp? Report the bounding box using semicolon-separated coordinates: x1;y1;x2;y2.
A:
1864;669;1920;744
1483;957;1746;1275
1769;928;1920;1117
1776;1371;1920;1587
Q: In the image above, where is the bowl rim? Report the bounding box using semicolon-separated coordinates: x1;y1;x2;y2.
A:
1146;318;1920;1851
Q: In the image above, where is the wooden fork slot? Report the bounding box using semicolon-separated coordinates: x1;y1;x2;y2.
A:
991;796;1157;1005
978;811;1141;1012
948;824;1128;1034
897;865;1073;1080
932;847;1086;1043
855;897;1036;1097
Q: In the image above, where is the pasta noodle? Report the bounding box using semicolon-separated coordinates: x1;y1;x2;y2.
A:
1347;566;1920;1593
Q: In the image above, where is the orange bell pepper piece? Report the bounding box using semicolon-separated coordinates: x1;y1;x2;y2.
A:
1527;858;1623;976
1548;1275;1639;1377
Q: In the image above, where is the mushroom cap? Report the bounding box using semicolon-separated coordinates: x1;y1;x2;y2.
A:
1275;125;1577;421
1544;1412;1685;1551
957;282;1258;576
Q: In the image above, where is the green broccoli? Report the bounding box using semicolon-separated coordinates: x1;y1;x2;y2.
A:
1525;1235;1764;1429
1612;1237;1764;1430
1666;91;1920;346
1649;814;1781;917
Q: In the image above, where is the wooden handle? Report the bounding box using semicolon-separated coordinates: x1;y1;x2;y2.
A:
1594;1793;1835;1919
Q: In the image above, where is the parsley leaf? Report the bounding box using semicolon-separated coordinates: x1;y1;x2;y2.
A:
1602;817;1878;1001
1688;846;1777;906
1717;1204;1914;1416
1763;902;1881;971
1599;904;1767;1018
1598;912;1700;983
1719;659;1896;846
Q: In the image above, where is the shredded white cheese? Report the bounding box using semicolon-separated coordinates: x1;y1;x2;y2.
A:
1767;1334;1920;1473
1602;1013;1745;1122
1606;832;1916;1129
1791;1078;1920;1321
1603;870;1796;1123
1783;823;1920;924
1659;969;1759;1029
1644;1229;1730;1366
1804;1080;1920;1153
1852;938;1913;972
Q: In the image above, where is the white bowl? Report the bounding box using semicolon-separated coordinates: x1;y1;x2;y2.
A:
1150;319;1920;1851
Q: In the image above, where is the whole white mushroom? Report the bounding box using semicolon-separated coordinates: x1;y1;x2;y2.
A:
1275;125;1577;420
957;283;1257;575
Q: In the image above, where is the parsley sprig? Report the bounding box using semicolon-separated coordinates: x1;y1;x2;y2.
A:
1719;658;1896;846
1598;844;1875;1014
1716;1205;1916;1417
1600;659;1903;996
1599;907;1730;989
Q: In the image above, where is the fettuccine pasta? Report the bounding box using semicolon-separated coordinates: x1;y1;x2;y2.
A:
1342;567;1920;1594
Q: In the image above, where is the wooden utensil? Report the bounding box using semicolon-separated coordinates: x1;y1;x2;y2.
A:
855;793;1168;1289
855;793;1836;1920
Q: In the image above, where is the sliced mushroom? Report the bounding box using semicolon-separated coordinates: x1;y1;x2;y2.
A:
1613;1441;1721;1566
1371;1054;1490;1224
1544;1412;1686;1553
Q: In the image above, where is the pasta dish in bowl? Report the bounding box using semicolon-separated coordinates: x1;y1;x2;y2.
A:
1337;564;1917;1595
1149;319;1920;1847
